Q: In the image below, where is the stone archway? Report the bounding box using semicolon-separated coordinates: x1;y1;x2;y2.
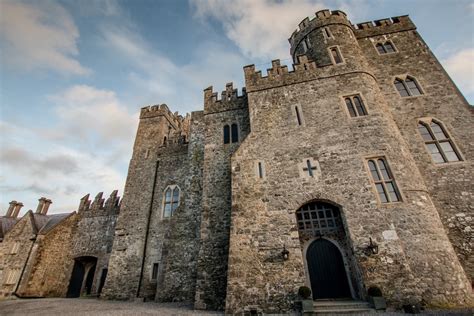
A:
296;200;356;300
66;256;97;298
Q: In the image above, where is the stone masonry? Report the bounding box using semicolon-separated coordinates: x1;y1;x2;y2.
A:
1;7;472;314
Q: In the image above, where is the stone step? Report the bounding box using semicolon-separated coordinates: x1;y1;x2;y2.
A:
311;300;375;315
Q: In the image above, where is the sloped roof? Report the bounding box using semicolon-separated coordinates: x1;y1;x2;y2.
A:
38;213;74;235
0;217;20;241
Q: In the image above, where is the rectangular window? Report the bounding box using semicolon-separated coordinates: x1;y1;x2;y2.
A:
305;36;312;48
330;47;343;64
323;27;333;39
367;158;401;203
151;263;159;280
344;95;367;117
10;242;20;255
4;269;19;285
257;161;264;179
294;105;303;126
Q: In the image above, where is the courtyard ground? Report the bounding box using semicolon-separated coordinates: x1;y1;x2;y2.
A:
0;298;472;315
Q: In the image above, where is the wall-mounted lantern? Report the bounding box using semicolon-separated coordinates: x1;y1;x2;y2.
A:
282;245;290;261
366;237;379;255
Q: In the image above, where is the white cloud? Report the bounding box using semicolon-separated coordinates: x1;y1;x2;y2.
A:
190;0;370;61
441;48;474;94
0;85;138;215
0;0;90;75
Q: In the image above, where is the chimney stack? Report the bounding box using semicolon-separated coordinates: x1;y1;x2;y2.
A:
6;201;17;217
12;202;24;218
36;197;47;214
41;199;52;215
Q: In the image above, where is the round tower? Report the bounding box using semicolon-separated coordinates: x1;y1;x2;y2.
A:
289;9;367;70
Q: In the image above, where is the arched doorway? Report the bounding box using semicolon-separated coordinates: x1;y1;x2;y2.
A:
307;239;351;299
296;201;354;300
66;256;97;298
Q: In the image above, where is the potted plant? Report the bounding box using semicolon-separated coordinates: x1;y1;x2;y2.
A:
298;286;314;313
367;286;386;311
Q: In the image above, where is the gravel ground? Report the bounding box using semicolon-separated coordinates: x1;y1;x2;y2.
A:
0;298;223;316
0;298;472;316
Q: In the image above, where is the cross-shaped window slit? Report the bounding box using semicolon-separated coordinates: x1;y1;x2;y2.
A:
303;159;317;177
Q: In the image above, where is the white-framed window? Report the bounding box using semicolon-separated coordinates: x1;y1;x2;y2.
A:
163;185;180;218
418;119;462;164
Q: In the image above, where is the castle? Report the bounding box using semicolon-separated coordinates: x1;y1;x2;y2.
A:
0;9;472;314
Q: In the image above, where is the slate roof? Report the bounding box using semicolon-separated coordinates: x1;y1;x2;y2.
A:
38;213;74;235
0;216;20;241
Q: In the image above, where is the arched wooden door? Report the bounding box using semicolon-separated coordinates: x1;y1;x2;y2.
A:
307;239;351;299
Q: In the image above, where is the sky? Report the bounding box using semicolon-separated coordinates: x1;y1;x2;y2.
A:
1;0;473;215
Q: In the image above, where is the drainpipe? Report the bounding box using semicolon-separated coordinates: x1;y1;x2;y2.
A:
13;235;37;298
136;160;159;298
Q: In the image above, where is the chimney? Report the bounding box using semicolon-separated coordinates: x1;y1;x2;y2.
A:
12;202;24;218
41;199;52;215
36;197;46;214
6;200;17;217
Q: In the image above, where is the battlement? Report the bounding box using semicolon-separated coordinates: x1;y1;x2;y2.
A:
78;190;120;216
244;55;329;92
204;82;247;114
352;15;415;38
289;9;349;46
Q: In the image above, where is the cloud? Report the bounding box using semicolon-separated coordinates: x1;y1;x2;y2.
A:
100;25;249;111
441;48;474;94
0;0;90;75
190;0;370;61
49;85;138;146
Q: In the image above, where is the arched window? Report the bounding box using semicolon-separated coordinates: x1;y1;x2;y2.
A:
418;120;461;163
223;125;230;144
394;77;422;97
231;124;239;143
163;186;180;218
367;158;401;203
344;95;367;117
376;41;396;54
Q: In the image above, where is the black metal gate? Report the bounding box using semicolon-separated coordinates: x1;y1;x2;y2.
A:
307;238;351;299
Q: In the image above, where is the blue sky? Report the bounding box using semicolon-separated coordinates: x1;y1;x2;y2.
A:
1;0;473;215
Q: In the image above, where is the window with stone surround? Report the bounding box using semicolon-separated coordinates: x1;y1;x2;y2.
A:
394;76;422;97
367;158;401;203
344;95;367;117
10;242;20;254
294;105;304;126
418;120;461;164
163;185;180;218
4;269;19;285
329;46;343;64
375;41;396;54
323;27;333;39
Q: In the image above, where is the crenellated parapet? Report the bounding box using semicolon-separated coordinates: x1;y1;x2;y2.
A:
204;82;247;115
352;15;416;38
244;55;348;93
289;9;350;52
78;190;120;216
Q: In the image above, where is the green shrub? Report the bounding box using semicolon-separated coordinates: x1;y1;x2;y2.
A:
298;286;312;299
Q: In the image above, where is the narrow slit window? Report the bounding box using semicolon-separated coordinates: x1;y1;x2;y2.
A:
418;120;461;164
305;36;312;48
258;162;264;179
231;124;239;143
151;263;159;280
394;77;423;97
367;158;401;203
344;95;367;117
223;125;230;144
301;40;308;52
323;27;332;39
163;136;167;146
295;106;302;125
330;47;343;64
